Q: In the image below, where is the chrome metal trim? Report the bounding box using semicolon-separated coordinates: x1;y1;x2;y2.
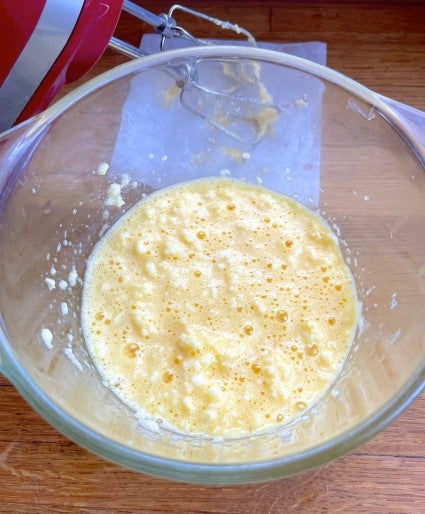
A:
109;36;148;59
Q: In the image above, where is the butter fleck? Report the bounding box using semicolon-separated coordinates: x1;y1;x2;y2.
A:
68;265;78;287
96;161;109;175
40;328;53;349
45;277;56;291
58;279;68;290
105;183;125;208
60;302;69;316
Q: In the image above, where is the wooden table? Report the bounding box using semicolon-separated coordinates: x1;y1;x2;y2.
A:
1;1;424;512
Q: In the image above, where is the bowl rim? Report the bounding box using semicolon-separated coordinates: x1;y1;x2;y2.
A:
1;45;424;484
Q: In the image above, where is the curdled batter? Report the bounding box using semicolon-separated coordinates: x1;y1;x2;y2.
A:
82;178;358;437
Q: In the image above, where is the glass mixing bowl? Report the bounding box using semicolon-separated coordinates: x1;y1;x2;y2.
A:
0;46;424;484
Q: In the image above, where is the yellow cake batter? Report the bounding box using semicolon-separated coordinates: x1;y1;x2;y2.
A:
81;178;358;437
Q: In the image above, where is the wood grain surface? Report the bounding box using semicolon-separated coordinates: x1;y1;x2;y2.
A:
1;1;424;512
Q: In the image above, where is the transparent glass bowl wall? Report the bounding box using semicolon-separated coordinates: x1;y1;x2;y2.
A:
0;47;424;483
